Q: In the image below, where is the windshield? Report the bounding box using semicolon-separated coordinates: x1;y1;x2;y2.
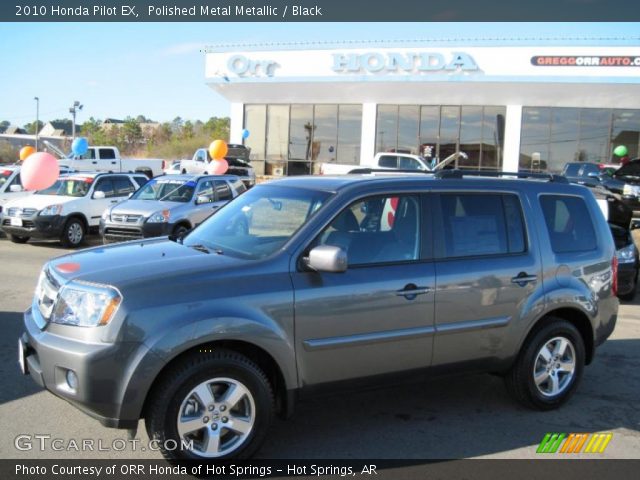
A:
184;185;331;259
131;178;196;202
36;178;92;197
0;169;14;187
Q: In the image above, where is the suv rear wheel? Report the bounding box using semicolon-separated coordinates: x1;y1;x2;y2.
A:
505;319;585;410
145;350;274;460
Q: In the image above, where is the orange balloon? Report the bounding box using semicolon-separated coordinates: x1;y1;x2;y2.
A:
19;146;36;161
209;140;228;160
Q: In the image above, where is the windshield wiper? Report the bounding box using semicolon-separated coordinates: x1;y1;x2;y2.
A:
189;244;211;254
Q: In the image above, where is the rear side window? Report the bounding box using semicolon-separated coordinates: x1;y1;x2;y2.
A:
439;193;526;258
378;155;398;168
540;195;597;253
113;177;135;196
99;148;116;160
214;181;233;201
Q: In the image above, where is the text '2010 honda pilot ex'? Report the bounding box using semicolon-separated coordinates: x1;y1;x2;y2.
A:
19;172;618;460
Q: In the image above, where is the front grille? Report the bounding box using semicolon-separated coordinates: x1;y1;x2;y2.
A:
104;227;143;238
7;207;37;217
111;213;143;224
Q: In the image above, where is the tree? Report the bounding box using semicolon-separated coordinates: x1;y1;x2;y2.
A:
0;120;10;133
181;120;194;140
121;117;143;153
23;120;44;135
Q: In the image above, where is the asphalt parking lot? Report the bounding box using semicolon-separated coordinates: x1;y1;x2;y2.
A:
0;234;639;459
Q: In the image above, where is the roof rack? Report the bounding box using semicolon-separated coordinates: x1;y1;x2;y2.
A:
348;168;568;183
435;170;569;183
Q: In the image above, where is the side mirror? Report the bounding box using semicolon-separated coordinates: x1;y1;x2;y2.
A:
9;185;23;192
305;245;348;273
196;195;210;205
93;191;106;199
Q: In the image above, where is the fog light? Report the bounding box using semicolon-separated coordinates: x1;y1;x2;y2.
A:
66;370;78;390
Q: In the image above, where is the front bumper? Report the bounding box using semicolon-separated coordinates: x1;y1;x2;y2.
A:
20;306;152;429
100;219;171;243
1;214;65;239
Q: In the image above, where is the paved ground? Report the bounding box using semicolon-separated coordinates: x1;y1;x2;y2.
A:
0;233;639;459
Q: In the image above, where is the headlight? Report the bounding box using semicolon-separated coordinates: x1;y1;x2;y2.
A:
616;243;637;264
51;281;122;327
39;204;62;216
147;209;170;223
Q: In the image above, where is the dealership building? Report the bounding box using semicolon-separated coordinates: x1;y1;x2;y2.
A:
205;39;640;176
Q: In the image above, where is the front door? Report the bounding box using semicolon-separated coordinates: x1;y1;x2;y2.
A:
292;193;435;386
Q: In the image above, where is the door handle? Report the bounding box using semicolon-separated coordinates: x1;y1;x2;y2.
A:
92;161;97;164
396;284;431;298
111;161;117;165
511;272;537;287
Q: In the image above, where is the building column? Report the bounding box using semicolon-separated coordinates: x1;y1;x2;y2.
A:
360;103;377;165
502;105;522;172
229;102;244;144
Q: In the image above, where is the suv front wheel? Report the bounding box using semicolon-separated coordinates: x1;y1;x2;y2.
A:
145;350;274;460
60;218;85;248
505;319;585;410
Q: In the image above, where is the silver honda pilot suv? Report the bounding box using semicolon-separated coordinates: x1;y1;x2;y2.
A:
19;172;618;460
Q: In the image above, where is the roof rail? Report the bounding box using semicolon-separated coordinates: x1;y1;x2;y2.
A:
348;168;434;175
434;170;569;183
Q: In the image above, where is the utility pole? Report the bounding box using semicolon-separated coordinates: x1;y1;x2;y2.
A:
69;100;83;139
34;97;40;151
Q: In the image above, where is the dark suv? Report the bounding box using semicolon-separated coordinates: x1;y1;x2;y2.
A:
19;171;618;460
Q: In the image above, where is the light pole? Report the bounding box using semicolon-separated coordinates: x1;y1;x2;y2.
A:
34;96;39;151
69;100;83;139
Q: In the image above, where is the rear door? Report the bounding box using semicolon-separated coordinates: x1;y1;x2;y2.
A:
431;190;542;366
292;192;436;385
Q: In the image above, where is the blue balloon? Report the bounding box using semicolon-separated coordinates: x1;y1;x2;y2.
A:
242;129;250;139
72;137;89;156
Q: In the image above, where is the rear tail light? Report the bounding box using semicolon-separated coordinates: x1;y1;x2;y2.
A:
319;165;324;175
162;160;166;169
598;163;604;169
612;255;619;297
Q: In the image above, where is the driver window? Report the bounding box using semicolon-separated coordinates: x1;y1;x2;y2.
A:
196;151;207;162
93;179;115;198
196;180;214;203
316;194;421;265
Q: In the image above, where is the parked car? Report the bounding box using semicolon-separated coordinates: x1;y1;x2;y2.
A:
19;172;618;460
561;162;603;187
598;158;640;214
180;146;256;188
590;187;639;301
100;175;246;243
0;165;30;213
321;151;465;175
0;172;148;247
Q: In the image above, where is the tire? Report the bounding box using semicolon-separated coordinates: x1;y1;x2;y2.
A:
618;272;638;301
8;234;29;244
60;218;85;248
173;224;190;238
145;349;274;460
505;318;585;410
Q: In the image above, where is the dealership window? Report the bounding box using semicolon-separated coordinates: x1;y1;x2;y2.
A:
244;104;362;176
244;105;267;162
520;107;640;173
376;105;505;170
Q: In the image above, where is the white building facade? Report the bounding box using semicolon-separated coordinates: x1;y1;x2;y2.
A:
205;41;640;176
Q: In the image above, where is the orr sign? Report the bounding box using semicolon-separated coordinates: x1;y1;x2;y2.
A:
332;51;479;74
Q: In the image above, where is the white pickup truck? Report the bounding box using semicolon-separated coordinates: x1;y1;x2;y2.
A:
180;145;256;187
45;142;165;178
320;152;464;175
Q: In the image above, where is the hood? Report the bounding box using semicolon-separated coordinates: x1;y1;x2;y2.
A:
48;237;248;289
109;199;186;217
3;193;83;210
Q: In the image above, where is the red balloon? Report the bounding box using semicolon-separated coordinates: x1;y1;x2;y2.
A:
210;159;229;175
21;152;59;191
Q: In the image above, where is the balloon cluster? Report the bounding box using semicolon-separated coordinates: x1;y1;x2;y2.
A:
208;140;229;174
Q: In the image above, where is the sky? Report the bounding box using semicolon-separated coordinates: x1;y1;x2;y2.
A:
0;22;638;127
